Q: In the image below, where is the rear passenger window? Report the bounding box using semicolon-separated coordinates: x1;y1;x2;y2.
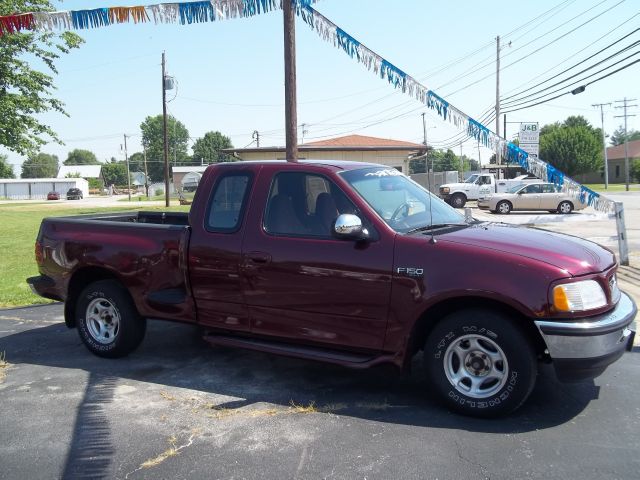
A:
206;174;251;233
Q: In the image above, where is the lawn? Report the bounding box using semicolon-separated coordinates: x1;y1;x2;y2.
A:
0;203;189;308
583;183;640;193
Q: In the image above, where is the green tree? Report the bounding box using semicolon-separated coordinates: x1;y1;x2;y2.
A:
140;115;190;181
610;126;640;146
539;124;601;177
631;160;640;183
101;161;129;186
128;152;145;173
192;131;234;163
0;154;15;178
64;148;99;165
0;1;83;156
21;152;58;178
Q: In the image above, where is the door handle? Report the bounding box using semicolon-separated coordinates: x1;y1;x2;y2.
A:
246;251;272;264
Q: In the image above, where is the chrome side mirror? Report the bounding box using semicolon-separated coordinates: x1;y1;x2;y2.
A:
334;214;368;240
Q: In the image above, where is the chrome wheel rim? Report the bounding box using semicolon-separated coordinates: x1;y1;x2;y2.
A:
559;202;571;213
498;202;510;214
85;298;120;345
443;334;509;399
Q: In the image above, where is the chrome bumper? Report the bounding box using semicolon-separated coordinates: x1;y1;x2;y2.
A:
534;292;636;381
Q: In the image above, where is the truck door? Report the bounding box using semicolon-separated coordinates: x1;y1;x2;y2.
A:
188;168;255;331
241;168;393;351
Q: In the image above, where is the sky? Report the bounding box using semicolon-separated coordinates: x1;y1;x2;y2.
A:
3;0;640;175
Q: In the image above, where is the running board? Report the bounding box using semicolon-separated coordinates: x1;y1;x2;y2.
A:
203;334;395;369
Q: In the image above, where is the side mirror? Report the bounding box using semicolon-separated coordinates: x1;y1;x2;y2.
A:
334;214;368;240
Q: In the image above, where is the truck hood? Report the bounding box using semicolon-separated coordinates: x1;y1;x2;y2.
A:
440;182;467;190
439;222;615;276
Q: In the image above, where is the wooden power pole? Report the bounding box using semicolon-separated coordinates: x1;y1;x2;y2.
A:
162;51;170;206
283;0;298;162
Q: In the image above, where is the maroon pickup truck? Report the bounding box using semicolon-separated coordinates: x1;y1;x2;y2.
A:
28;161;636;417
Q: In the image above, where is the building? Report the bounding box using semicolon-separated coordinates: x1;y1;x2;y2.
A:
223;134;427;174
171;166;209;192
0;178;89;200
57;164;103;184
574;139;640;184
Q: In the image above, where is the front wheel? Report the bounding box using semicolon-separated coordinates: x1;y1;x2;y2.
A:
424;309;537;417
76;280;146;358
496;200;512;214
450;194;466;209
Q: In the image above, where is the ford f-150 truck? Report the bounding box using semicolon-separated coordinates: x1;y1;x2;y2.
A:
28;161;636;417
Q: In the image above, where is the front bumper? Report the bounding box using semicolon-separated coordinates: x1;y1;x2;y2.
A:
477;198;491;210
534;292;636;382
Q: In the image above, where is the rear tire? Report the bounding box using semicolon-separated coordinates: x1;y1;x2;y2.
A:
557;201;573;214
75;280;146;358
424;309;537;417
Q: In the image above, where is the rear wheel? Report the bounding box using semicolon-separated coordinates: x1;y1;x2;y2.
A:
497;201;512;214
557;201;573;214
76;280;146;358
424;309;537;417
450;194;466;209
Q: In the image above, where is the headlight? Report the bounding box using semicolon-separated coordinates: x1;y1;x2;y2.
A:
552;280;607;312
441;187;450;194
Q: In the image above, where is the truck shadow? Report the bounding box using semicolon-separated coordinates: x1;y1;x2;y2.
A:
0;316;602;441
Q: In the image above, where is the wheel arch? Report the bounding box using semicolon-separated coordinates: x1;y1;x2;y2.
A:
64;267;129;329
407;296;546;362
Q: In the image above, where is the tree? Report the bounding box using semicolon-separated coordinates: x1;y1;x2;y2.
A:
192;131;234;163
140;115;190;181
101;161;129;186
0;1;83;156
128;152;145;173
0;154;15;178
631;160;640;183
64;149;99;165
539;124;601;177
21;152;58;178
610;126;640;146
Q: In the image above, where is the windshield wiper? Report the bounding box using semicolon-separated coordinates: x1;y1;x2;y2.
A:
406;223;467;234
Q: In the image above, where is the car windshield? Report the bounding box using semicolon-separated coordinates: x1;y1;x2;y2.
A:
506;184;524;193
464;174;479;184
339;167;466;234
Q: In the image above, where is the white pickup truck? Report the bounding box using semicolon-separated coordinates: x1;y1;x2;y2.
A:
438;173;539;208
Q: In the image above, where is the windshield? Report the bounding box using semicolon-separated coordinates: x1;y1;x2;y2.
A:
464;174;479;184
339;167;465;233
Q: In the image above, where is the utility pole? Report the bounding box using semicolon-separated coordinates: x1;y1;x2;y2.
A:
143;147;149;198
123;134;131;202
252;130;260;148
495;35;501;166
283;0;298;162
459;142;464;181
614;97;637;192
592;102;612;189
162;51;170;207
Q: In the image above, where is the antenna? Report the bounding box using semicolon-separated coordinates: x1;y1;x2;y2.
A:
428;154;437;244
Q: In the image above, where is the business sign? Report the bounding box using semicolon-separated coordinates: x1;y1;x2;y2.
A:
520;143;539;159
519;122;539;144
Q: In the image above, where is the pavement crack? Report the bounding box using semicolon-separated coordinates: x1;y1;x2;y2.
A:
454;439;491;479
124;430;199;479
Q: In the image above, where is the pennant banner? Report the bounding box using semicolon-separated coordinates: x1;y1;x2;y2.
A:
298;5;613;214
0;0;613;213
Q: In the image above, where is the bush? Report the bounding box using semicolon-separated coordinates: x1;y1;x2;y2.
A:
631;160;640;183
155;189;164;196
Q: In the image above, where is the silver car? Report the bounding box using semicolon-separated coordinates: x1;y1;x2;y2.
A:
477;182;587;214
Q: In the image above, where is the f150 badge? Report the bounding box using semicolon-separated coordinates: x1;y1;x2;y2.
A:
396;267;424;277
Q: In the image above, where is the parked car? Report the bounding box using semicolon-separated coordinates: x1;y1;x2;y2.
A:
477;182;587;214
28;161;635;417
46;191;60;201
66;188;83;200
439;173;539;208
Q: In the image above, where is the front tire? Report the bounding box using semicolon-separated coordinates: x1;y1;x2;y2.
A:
450;194;466;209
76;280;146;358
497;200;512;214
424;309;537;417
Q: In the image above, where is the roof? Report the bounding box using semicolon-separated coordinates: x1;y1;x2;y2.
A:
213;159;383;171
606;139;640;160
0;178;86;183
57;165;102;179
223;134;426;154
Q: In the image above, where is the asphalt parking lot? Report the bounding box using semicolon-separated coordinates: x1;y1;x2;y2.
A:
1;304;639;480
1;192;639;480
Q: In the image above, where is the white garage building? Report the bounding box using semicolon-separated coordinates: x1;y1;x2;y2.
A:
0;178;89;200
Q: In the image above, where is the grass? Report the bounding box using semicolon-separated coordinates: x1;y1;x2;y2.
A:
117;192;195;202
0;351;9;383
0;203;189;308
583;183;640;193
